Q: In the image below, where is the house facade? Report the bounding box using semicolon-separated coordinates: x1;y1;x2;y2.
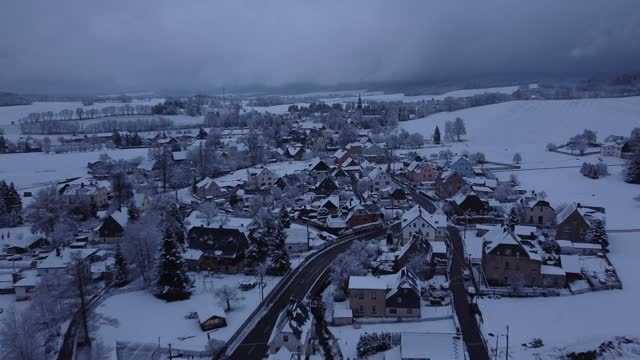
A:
449;156;474;177
345;204;382;229
268;299;314;356
61;182;109;208
368;168;393;193
348;268;421;318
522;199;556;227
555;203;590;242
187;226;249;273
400;205;447;244
247;167;278;189
435;171;466;198
194;177;221;199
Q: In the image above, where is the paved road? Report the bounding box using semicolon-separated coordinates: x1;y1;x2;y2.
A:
448;226;490;360
392;175;489;360
225;227;385;360
391;174;436;213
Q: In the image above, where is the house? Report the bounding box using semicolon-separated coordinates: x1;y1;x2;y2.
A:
345;142;363;156
435;171;466;198
388;188;409;206
406;161;439;183
194;177;222;199
481;225;544;287
0;226;49;254
247;166;279;189
13;271;40;301
313;176;338;196
601;135;631;157
397;332;465;360
276;174;303;191
345;204;383;229
135;159;157;178
308;158;332;174
367;167;393;193
331;167;350;180
514;225;537;240
521;199;556;227
362;143;386;163
132;192;152;212
451;191;487;215
60;182;109;208
196;305;227;331
37;247;97;276
156;137;181;151
449;156;474;177
556;240;602;256
171;151;188;162
187;225;249;273
268;298;314;356
94;208;128;242
348;267;421;318
400;205;447;244
555;203;590;242
333;149;351;165
317;196;340;215
285;144;304;159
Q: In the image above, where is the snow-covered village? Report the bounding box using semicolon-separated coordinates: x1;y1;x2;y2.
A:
1;2;640;360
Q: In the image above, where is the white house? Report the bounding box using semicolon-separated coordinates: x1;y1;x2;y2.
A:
367;167;393;193
400;205;447;244
247;166;279;189
37;247;97;276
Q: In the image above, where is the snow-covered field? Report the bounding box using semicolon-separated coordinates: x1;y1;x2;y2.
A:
0;148;148;189
96;273;280;354
395;96;640;358
321;85;521;104
0;99;163;126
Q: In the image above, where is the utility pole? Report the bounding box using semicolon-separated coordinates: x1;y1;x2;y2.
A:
505;325;509;360
495;335;500;360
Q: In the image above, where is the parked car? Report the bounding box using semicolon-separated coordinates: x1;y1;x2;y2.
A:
466;286;476;296
463;269;471;280
239;278;259;290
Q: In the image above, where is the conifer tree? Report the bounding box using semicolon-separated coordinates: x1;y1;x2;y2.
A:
113;244;129;287
267;248;291;276
433;126;441;144
127;201;140;222
625;150;640;184
279;206;291;229
506;208;519;230
155;227;191;301
586;219;609;250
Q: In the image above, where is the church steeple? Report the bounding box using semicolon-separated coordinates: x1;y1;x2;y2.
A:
356;93;362;111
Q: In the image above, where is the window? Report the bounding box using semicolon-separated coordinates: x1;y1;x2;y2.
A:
358;292;364;300
359;304;363;312
504;249;512;256
283;335;289;342
371;293;376;300
372;305;376;313
413;223;417;228
538;216;543;224
398;297;402;304
390;308;397;314
505;261;510;269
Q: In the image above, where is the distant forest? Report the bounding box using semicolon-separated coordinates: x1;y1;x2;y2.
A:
0;92;32;107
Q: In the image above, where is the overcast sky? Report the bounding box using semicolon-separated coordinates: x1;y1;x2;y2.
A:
1;0;639;94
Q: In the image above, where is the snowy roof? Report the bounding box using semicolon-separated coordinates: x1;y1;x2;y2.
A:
541;265;566;276
483;225;540;261
452;190;477;206
560;255;581;274
186;211;251;233
0;226;44;249
172;151;188;161
13;271;40;288
430;240;447;255
401;205;447;230
514;225;537;237
326;216;347;229
333;149;348;159
196;177;218;189
38;248;97;269
348;268;418;294
367;167;385;181
556;203;579;224
62;183;103;196
109;208;129;228
183;249;204;261
267;347;293;360
400;332;464;360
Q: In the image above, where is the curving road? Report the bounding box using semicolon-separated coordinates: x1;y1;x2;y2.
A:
222;227;385;360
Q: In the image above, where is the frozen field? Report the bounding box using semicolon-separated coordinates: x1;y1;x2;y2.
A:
0;148;148;189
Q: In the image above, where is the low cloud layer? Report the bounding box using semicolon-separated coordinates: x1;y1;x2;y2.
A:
1;0;639;94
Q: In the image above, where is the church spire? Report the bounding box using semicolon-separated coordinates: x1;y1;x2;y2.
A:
356;93;362;111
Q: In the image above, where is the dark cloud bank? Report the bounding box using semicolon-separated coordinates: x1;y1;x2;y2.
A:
1;0;639;94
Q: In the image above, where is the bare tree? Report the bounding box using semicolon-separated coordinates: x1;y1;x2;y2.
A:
214;285;244;311
122;213;162;287
197;202;219;226
0;308;44;360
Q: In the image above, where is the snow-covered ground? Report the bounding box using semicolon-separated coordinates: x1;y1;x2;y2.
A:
213;160;310;186
395;96;640;358
0;148;148;189
95;273;280;354
330;316;458;359
0;99;163;126
320;85;522;104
